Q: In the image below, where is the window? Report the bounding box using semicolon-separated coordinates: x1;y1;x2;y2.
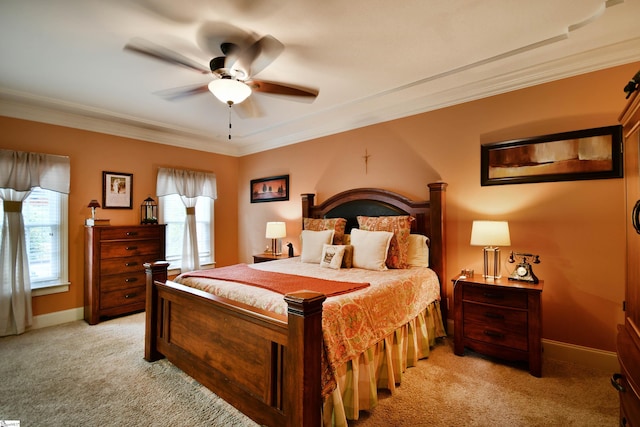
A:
0;187;69;291
160;194;214;271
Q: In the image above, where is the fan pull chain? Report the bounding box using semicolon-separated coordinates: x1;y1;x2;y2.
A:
228;103;232;140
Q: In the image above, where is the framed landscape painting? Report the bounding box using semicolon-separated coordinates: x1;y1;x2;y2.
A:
250;175;289;203
481;125;623;186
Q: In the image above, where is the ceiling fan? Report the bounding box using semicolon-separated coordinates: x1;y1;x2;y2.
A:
124;31;319;116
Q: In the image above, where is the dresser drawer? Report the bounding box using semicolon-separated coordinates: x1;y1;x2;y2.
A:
463;321;529;351
101;240;161;258
463;285;528;309
100;286;145;310
100;271;146;291
100;254;158;275
99;226;163;241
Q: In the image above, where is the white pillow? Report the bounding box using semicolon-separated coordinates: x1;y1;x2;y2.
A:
300;229;335;263
320;244;346;269
407;234;430;267
350;228;393;271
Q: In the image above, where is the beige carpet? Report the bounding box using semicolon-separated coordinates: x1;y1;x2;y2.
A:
0;313;618;426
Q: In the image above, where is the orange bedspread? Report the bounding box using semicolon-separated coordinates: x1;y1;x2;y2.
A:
179;263;370;297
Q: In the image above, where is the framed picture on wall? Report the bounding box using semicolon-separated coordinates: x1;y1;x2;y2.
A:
103;171;133;208
250;175;289;203
481;125;623;186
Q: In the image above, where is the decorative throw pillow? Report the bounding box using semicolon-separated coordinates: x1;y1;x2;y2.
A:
407;234;429;267
357;215;412;269
320;244;347;269
303;218;347;245
350;228;393;271
300;229;335;263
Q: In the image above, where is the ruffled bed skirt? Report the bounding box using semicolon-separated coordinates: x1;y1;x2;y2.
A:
322;301;446;427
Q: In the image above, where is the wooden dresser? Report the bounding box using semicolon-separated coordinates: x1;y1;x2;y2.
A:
453;274;543;377
84;224;166;325
613;90;640;425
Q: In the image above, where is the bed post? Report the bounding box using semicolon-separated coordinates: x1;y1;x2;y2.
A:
301;193;315;223
428;182;447;322
144;261;169;362
283;290;326;427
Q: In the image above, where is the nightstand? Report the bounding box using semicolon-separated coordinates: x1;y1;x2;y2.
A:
253;253;293;263
452;274;543;377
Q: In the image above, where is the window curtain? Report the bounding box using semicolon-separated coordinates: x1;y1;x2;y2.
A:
0;149;70;336
156;168;217;272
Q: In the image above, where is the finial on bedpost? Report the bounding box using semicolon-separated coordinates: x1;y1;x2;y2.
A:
301;193;315;225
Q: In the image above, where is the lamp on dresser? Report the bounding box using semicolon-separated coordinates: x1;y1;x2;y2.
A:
470;220;511;279
265;221;286;255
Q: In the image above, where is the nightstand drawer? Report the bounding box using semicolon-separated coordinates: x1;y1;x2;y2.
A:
463;321;529;351
463;301;527;331
463;285;528;309
101;240;161;258
100;286;145;309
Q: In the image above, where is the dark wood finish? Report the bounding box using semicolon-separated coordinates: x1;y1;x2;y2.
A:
143;183;447;427
84;224;165;324
453;274;543;377
253;253;294;263
615;90;640;425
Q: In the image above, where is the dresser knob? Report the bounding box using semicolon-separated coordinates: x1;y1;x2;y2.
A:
124;293;136;299
125;277;138;283
125;262;139;267
125;246;138;251
126;232;138;236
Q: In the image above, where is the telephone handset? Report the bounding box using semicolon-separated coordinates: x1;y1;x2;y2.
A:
507;251;540;284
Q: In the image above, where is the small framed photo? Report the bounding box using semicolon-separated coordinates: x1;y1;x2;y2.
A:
250;175;289;203
103;171;133;209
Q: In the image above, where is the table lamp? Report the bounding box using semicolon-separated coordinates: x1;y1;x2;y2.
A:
265;222;287;255
470;220;511;279
87;199;100;219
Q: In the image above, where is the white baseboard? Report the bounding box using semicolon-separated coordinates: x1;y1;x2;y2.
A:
29;307;84;330
446;319;619;372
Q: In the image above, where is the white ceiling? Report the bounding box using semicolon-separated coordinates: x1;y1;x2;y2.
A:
1;0;639;157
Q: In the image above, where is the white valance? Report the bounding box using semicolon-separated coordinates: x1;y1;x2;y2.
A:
156;167;217;199
0;149;70;194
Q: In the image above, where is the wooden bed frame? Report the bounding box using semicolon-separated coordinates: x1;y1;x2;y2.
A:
144;182;447;427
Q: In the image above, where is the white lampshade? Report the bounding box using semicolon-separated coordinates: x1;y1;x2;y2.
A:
265;222;287;239
470;220;511;247
208;78;251;105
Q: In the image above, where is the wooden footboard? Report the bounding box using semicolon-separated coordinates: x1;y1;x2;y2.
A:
144;262;325;427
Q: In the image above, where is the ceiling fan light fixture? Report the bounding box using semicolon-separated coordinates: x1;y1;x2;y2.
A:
208;78;251;105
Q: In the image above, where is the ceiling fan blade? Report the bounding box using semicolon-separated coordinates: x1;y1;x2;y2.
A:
230;35;284;78
246;80;318;100
124;38;210;74
154;83;210;100
234;96;263;119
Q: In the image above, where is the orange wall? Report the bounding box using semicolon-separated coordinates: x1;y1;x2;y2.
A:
239;62;640;352
0;118;240;317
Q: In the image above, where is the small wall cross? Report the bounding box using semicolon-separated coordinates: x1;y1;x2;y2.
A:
363;149;371;174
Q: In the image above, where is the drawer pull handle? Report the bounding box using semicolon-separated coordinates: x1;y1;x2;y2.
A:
611;373;626;392
482;292;504;299
125;246;138;251
124;293;137;299
126;232;139;236
483;330;504;339
484;312;505;320
124;277;138;283
125;262;138;267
